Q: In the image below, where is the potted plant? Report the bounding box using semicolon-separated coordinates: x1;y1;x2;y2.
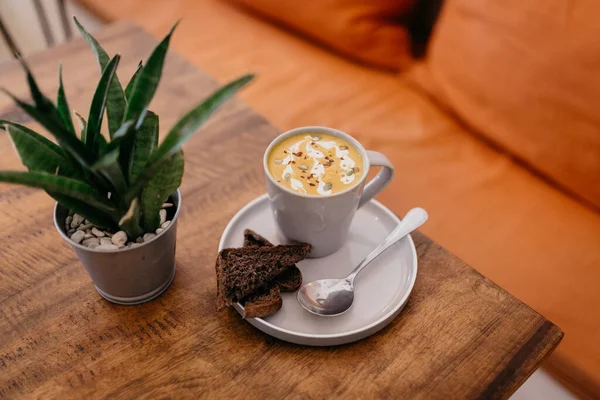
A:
0;18;253;305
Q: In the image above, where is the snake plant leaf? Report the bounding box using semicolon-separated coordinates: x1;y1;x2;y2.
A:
124;74;252;202
91;148;119;171
19;57;56;115
74;17;126;138
75;112;127;197
0;171;117;216
3;123;114;226
99;164;127;201
155;74;253;161
52;193;116;229
57;65;76;136
92;148;119;171
124;61;143;102
85;54;120;153
103;120;135;155
2;89;92;167
141;150;183;231
4;97;113;194
5;59;91;167
118;198;144;238
94;132;109;157
111;120;135;141
73;111;86;140
91;144;128;202
4;122;80;178
129;111;158;183
124;21;179;125
18;57;77;142
115;117;140;175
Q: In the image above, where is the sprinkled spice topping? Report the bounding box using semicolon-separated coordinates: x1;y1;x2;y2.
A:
268;133;363;196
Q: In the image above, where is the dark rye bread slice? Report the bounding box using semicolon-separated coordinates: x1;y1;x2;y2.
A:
240;230;304;318
215;243;311;310
242;285;282;318
243;229;303;292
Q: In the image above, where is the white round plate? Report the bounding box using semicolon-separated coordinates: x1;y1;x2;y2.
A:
218;194;418;346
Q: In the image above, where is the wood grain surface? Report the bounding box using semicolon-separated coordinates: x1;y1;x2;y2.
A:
0;22;562;399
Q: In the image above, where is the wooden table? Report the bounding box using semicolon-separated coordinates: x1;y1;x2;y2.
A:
0;22;562;399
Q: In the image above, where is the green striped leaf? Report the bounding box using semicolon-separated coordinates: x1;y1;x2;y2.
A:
124;21;179;125
91;144;128;199
74;17;126;138
56;65;76;136
52;194;117;229
125;61;143;102
85;54;120;154
154;74;253;162
125;74;253;201
2;89;92;167
129;111;158;183
103;120;135;155
0;171;117;216
118;198;143;238
3;122;80;178
141;150;183;231
19;58;56;115
74;111;86;140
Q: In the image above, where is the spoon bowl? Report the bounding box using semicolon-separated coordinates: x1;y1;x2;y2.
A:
297;279;354;316
297;207;428;316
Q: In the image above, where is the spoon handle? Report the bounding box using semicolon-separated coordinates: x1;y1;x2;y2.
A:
347;207;428;283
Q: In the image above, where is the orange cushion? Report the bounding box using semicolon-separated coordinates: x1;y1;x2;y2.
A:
227;0;415;70
409;0;600;209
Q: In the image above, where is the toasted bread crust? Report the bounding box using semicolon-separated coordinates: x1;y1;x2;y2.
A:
242;286;282;318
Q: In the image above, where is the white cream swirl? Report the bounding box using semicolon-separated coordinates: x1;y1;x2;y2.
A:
279;135;358;196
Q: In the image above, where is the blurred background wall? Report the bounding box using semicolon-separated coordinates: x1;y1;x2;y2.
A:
0;0;101;61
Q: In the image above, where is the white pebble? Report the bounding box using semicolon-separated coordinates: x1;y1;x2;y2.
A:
86;242;100;249
71;214;84;228
161;203;173;209
77;223;93;231
91;227;105;237
82;238;100;247
143;233;156;242
70;230;85;244
111;231;128;246
83;233;94;239
161;220;171;229
104;231;113;237
65;216;72;229
100;237;112;245
159;209;167;225
98;243;118;250
67;229;75;236
156;228;164;234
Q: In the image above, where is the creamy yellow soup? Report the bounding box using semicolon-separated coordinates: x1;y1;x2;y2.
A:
267;133;364;196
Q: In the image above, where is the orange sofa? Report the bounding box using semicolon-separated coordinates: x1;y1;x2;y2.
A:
75;0;600;396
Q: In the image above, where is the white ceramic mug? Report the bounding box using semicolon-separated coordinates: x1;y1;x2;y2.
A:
264;126;394;257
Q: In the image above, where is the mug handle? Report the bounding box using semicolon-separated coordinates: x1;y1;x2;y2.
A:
358;150;394;209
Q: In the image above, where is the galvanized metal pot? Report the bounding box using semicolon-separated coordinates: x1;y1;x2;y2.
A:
53;190;182;305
